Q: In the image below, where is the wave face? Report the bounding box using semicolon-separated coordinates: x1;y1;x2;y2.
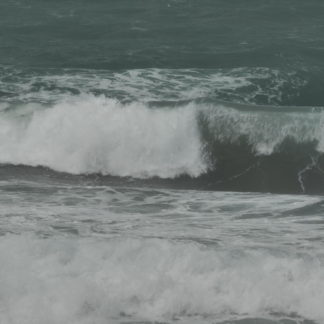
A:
2;93;324;194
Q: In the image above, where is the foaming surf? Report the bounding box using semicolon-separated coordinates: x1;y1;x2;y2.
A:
0;234;322;324
1;95;324;193
0;178;323;324
0;66;306;105
2;2;324;324
0;95;206;178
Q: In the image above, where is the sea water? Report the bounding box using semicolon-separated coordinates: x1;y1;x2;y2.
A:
1;1;324;323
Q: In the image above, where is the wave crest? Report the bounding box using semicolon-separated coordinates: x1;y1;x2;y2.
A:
0;96;206;178
2;97;324;193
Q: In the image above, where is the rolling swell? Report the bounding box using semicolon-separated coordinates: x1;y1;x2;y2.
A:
1;96;324;194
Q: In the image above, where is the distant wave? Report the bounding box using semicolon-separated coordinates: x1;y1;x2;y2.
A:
0;66;307;105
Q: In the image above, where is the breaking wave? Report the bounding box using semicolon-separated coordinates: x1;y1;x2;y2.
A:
0;96;206;178
1;95;324;193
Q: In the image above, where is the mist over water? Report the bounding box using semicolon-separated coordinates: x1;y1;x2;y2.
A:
1;1;324;323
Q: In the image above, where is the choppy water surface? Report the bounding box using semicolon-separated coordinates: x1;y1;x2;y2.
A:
1;178;324;324
1;0;324;323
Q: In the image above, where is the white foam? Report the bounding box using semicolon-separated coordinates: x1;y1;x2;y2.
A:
0;95;206;178
0;234;323;324
2;95;324;178
0;67;302;104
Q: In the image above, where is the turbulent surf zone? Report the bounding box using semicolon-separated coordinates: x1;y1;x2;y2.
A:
1;91;324;194
1;234;324;324
2;1;324;323
1;182;324;324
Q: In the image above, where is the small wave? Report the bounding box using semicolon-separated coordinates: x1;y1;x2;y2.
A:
0;66;306;105
0;95;206;178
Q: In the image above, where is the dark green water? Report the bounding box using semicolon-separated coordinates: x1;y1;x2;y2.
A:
1;0;324;72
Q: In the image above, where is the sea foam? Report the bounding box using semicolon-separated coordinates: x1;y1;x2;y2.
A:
0;234;323;324
0;95;206;178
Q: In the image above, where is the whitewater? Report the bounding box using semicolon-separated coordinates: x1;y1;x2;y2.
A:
2;93;324;193
1;91;324;323
2;0;324;323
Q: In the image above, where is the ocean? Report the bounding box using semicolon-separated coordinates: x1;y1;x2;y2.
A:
1;1;324;323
